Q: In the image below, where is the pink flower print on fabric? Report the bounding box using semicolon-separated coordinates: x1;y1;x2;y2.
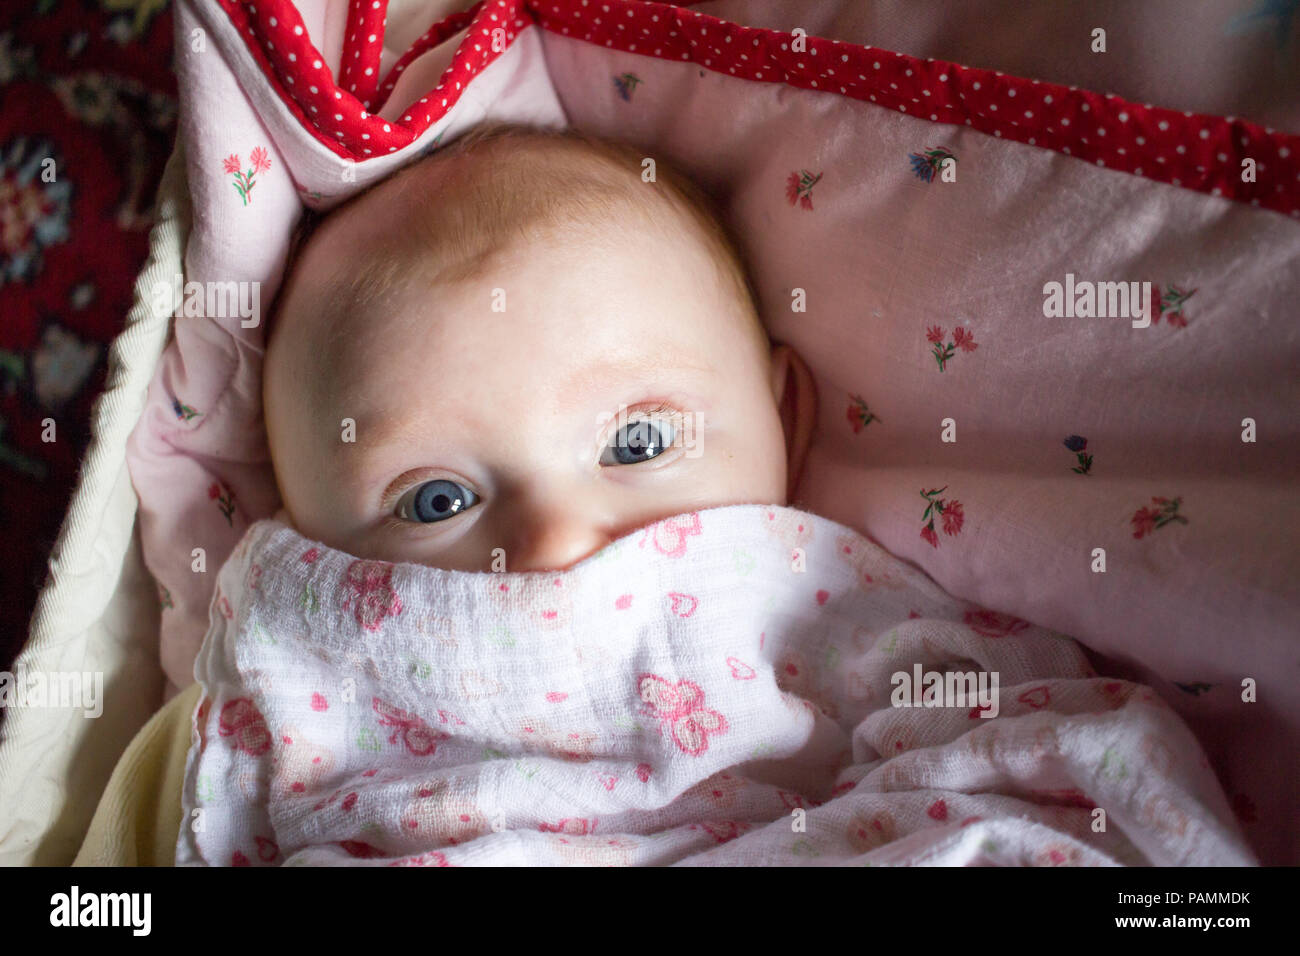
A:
340;559;403;631
927;325;978;371
208;480;236;525
372;697;448;757
786;169;822;209
1149;282;1198;329
638;512;701;558
218;698;271;756
919;486;964;548
223;146;272;206
637;674;728;756
846;394;881;433
1131;496;1189;539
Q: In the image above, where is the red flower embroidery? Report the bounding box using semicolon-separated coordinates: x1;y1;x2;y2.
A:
919;486;964;549
785;169;821;210
846;394;880;433
340;559;403;631
928;325;977;371
1131;496;1188;539
638;674;728;756
1150;283;1197;329
1130;507;1158;539
964;608;1031;638
208;480;235;524
249;146;272;175
223;146;272;206
940;499;964;536
952;326;978;352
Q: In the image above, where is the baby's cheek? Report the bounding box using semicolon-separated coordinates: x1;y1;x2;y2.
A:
709;428;787;504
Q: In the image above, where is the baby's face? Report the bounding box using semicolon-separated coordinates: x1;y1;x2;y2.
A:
264;201;791;573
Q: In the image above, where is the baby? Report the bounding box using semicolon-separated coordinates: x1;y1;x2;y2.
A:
263;121;818;571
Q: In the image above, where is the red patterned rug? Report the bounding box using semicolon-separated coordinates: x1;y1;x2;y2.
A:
0;0;177;669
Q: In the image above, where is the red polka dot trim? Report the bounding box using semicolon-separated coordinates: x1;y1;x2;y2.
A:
338;0;387;107
368;4;483;116
219;0;1300;217
215;0;528;158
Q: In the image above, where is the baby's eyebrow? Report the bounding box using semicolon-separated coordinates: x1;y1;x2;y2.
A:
356;410;453;455
551;355;715;414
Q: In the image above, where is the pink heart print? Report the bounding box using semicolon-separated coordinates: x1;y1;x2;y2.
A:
667;592;698;618
639;512;702;558
727;657;757;680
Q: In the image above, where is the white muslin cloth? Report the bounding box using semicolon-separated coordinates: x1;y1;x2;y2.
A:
176;504;1254;866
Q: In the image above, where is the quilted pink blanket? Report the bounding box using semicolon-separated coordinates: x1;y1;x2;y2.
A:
125;0;1300;862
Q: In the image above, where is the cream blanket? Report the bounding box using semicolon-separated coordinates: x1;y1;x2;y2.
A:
177;505;1253;866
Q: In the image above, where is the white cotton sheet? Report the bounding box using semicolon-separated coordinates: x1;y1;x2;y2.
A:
177;505;1253;866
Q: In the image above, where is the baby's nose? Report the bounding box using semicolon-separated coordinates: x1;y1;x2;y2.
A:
504;506;614;573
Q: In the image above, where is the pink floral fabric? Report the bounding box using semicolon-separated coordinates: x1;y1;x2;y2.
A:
177;505;1252;867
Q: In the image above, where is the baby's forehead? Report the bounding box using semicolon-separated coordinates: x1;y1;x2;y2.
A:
270;126;766;413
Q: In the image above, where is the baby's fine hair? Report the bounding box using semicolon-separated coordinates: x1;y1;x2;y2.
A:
275;121;765;346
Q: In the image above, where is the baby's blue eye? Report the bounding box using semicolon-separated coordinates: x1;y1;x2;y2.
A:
395;479;479;523
601;418;677;466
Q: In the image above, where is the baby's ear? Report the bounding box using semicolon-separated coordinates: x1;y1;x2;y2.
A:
769;344;818;499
